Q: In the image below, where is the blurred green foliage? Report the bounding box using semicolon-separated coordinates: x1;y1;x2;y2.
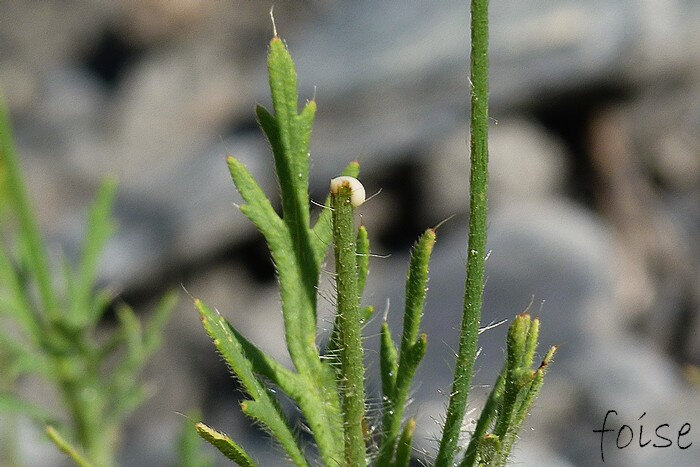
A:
0;94;177;466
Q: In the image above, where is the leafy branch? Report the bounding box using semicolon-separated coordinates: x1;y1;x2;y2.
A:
193;4;556;466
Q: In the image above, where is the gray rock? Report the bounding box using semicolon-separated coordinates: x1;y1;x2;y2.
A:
423;118;568;221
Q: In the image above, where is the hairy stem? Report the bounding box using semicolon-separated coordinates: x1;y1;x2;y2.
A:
435;0;490;464
332;185;366;466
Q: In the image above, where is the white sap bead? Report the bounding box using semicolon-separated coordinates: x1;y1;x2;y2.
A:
330;176;366;207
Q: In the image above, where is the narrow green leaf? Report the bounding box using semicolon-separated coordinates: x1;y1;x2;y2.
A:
392;419;416;467
106;304;149;423
72;179;117;324
0;392;56;425
378;333;428;465
195;422;257;467
116;304;143;358
224;320;299;396
265;39;319;323
90;289;113;325
498;346;557;465
228;148;343;464
360;305;374;325
45;426;93;467
400;229;436;356
380;322;398;400
0;94;58;320
228;156;319;377
267;38;308;187
227;156;284;240
0;241;40;341
195;299;308;466
378;229;435;465
356;224;369;299
224;314;342;463
143;290;178;355
256;103;315;287
522;317;539;369
0;339;49;380
177;413;214;467
493;313;530;440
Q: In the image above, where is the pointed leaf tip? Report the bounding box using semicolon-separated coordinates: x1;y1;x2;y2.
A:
195;422;258;467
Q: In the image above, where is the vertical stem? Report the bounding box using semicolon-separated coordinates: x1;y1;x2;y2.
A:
435;0;489;465
332;185;366;466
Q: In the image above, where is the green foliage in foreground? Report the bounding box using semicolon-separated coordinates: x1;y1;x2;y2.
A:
0;95;176;466
193;2;555;465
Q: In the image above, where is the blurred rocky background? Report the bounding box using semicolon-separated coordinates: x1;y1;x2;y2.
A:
1;0;699;465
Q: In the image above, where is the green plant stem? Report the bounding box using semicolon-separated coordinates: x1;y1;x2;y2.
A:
435;0;490;465
332;185;366;466
45;426;93;467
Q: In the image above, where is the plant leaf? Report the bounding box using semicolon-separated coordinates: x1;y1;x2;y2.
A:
224;320;299;395
0;93;58;319
71;178;117;325
356;224;369;299
195;422;256;467
378;229;435;465
392;418;416;467
195;299;308;466
177;413;214;467
0;392;56;425
380;321;398;400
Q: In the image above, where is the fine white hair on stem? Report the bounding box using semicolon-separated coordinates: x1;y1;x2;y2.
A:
269;5;277;37
330;176;366;207
363;187;382;204
310;198;332;211
382;298;390;322
478;318;508;335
